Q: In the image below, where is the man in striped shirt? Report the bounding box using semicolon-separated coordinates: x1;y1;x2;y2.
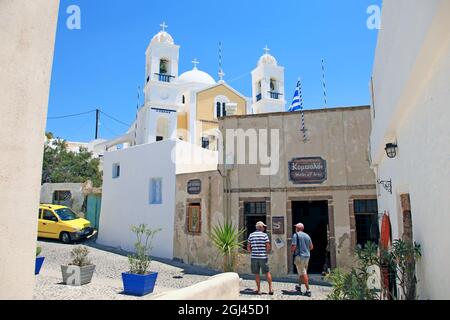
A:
247;221;273;295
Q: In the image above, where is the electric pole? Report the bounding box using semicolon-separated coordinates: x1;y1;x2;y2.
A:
95;108;100;140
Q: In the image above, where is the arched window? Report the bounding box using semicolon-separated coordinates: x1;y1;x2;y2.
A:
214;95;230;119
156;117;169;141
270;78;277;92
159;59;169;74
256;80;263;101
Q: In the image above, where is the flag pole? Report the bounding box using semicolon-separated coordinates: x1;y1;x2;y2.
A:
298;77;308;142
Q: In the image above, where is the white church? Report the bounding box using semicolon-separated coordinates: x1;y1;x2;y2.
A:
96;23;287;258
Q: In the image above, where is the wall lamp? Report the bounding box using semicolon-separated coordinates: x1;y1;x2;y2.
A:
385;143;398;159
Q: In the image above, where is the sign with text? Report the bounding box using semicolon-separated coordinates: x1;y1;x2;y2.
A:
272;217;285;235
288;157;327;184
187;179;202;195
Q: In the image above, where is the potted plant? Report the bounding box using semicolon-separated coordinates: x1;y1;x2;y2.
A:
61;246;95;286
35;246;45;275
122;224;161;296
210;220;245;272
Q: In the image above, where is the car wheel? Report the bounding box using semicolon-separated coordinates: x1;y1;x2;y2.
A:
60;232;71;244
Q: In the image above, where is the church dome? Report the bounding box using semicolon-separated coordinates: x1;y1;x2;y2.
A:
257;53;278;66
150;31;174;45
179;67;216;85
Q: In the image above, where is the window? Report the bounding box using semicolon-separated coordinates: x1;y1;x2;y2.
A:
202;137;210;149
53;190;72;206
38;209;42;219
149;178;162;204
55;208;77;221
182;95;186;104
354;199;379;248
112;163;120;179
243;201;267;248
159;59;169;74
256;80;263;101
214;96;229;118
156;116;169;141
43;210;58;222
216;102;221;118
270;78;276;91
187;203;201;234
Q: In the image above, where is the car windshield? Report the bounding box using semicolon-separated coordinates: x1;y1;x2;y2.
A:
55;208;78;221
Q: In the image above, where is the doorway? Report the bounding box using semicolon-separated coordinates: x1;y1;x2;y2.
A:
292;201;330;274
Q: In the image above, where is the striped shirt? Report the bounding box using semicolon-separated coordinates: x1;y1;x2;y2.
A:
248;231;270;259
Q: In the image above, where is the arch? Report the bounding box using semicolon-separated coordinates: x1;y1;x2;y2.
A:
214;95;230;119
159;58;170;74
156;116;169;141
270;78;278;92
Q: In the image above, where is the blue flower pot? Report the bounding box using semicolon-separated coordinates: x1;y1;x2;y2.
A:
35;256;45;275
122;272;158;296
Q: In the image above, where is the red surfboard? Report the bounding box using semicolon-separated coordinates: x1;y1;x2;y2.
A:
380;211;392;298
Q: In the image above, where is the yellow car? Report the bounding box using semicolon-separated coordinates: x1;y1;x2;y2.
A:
38;204;94;244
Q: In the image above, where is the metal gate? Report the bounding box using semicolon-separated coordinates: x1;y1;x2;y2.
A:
86;194;101;230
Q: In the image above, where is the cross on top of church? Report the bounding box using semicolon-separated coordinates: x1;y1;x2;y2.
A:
192;58;200;69
263;45;270;55
160;21;168;32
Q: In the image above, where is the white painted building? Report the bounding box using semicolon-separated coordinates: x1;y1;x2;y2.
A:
97;23;287;259
370;0;450;299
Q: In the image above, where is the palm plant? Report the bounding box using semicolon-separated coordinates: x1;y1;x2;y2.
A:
210;220;246;272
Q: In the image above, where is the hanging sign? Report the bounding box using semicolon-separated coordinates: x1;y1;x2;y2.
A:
288;157;327;184
187;179;202;195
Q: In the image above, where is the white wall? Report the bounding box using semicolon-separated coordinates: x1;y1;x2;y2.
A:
370;0;450;299
97;140;176;259
0;0;59;299
153;273;240;300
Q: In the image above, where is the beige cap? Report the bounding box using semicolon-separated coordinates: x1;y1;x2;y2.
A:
255;221;267;228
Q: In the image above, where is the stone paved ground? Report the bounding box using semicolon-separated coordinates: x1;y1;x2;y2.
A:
34;239;331;300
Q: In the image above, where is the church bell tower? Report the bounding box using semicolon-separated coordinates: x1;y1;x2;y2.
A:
251;46;286;114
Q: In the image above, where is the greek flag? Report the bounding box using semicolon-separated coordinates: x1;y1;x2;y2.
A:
288;80;302;112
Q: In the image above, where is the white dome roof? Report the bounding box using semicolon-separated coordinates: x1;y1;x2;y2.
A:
258;53;278;66
150;31;174;45
179;67;216;85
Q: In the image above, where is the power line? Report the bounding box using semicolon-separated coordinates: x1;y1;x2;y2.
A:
99;110;131;127
47;109;130;127
47;110;96;120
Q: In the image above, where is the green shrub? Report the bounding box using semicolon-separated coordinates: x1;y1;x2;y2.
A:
36;246;42;257
381;239;421;300
128;224;161;275
326;242;380;300
69;246;92;267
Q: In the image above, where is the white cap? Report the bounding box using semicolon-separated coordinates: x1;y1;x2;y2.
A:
255;221;267;228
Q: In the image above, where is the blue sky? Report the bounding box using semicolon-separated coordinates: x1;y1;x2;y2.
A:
47;0;381;142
